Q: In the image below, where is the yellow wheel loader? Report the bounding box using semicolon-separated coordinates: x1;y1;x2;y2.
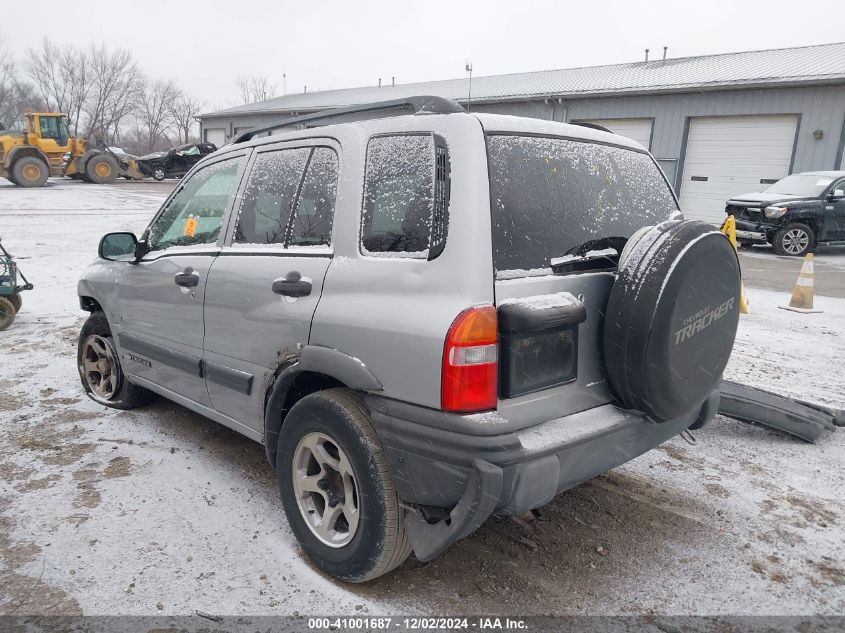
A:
0;111;144;188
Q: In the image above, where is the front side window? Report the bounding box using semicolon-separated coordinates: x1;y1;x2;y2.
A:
361;134;438;257
40;116;67;144
487;135;679;273
147;157;242;251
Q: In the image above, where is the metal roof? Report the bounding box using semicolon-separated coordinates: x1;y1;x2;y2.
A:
203;42;845;118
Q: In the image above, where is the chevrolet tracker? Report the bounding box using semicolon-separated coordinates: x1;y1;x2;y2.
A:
78;97;741;582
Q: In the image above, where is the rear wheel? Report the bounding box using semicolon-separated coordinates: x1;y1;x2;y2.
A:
277;389;412;582
773;223;813;257
86;154;118;184
152;168;166;181
12;156;49;187
77;311;153;409
0;296;16;330
8;292;21;312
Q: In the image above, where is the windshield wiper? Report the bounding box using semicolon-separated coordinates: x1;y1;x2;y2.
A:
549;237;624;275
550;251;620;274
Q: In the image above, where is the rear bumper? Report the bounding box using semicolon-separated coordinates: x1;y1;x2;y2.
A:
367;392;719;559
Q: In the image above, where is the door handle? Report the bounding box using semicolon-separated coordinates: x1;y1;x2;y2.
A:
174;267;199;287
272;271;312;297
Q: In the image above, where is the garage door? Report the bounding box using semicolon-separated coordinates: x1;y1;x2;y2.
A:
583;118;653;150
678;115;798;224
204;128;226;147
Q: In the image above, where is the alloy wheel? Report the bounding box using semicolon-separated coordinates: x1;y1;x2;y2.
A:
81;334;119;399
782;228;809;255
292;431;360;548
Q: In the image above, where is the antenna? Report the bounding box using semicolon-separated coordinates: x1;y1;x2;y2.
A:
663;46;668;61
283;73;286;96
465;61;473;113
378;78;382;87
644;48;650;62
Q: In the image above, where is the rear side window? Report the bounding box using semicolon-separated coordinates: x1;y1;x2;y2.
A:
487;135;679;274
235;146;339;247
289;148;338;247
361;134;449;258
235;148;311;245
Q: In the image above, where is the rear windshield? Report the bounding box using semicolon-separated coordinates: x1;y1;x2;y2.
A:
487;135;679;274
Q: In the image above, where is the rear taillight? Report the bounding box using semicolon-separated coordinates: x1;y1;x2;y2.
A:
442;306;498;412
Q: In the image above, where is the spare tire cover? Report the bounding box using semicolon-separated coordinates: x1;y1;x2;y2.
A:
603;220;741;421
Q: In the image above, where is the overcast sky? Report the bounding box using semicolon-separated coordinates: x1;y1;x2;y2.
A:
4;0;843;112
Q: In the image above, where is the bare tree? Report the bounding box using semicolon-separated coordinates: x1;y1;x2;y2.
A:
169;92;204;145
136;78;180;152
0;36;18;128
83;43;142;145
24;40;93;135
0;36;46;130
235;75;278;104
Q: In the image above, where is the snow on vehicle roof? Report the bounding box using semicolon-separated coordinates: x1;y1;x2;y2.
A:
798;170;845;178
473;113;644;151
222;108;645;156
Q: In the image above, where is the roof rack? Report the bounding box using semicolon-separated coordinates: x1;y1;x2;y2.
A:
570;121;613;134
233;96;465;143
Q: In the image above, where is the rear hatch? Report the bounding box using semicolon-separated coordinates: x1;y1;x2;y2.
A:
485;131;680;427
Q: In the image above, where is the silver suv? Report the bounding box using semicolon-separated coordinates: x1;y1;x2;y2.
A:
78;97;741;582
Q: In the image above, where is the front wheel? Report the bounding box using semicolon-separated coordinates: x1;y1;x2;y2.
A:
277;389;412;582
77;311;153;409
773;223;814;257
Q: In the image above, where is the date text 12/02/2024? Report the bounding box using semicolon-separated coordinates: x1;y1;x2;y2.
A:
307;617;528;630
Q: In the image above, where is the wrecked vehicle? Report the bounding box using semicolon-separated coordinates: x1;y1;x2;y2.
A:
725;171;845;256
77;97;742;583
136;142;217;181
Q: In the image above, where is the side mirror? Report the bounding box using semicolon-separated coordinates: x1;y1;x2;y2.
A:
831;189;845;200
99;232;140;262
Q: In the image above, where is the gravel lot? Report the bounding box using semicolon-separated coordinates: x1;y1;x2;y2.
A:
1;179;843;617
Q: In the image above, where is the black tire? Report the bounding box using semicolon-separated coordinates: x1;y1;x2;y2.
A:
8;292;21;312
277;388;412;582
152;168;166;181
604;221;741;422
737;240;753;249
0;296;15;330
12;156;49;187
773;222;814;257
86;154;119;184
77;311;153;409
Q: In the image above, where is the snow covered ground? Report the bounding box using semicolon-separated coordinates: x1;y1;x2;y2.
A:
1;180;843;617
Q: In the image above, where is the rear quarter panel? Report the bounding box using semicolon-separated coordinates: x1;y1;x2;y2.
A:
309;115;493;410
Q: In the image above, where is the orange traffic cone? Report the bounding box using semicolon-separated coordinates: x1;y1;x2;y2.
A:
779;254;822;313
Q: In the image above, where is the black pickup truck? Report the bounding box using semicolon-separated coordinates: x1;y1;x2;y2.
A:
725;171;845;256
